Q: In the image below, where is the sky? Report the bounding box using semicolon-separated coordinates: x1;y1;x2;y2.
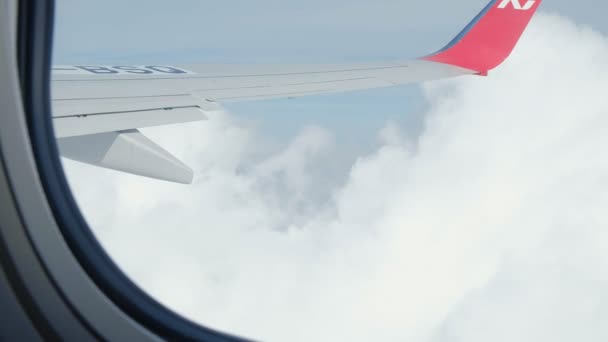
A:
54;1;608;341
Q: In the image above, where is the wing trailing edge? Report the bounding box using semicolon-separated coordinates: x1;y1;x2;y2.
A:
53;106;207;138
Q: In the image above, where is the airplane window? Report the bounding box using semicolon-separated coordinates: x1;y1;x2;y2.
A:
47;0;608;341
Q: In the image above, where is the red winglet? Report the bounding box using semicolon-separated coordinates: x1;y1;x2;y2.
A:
423;0;542;74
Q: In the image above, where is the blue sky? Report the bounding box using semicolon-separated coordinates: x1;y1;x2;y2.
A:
53;0;608;63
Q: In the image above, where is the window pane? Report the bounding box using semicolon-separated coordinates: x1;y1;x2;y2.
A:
53;1;608;341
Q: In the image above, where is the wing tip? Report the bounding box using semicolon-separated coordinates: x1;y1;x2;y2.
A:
423;0;542;72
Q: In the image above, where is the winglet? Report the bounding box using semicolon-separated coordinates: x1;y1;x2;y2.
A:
423;0;542;74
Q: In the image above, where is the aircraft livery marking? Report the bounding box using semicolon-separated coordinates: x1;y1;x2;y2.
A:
52;65;196;75
497;0;536;10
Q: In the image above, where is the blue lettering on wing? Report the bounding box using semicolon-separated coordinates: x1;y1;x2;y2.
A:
146;66;187;74
76;66;119;74
72;65;191;75
112;66;153;74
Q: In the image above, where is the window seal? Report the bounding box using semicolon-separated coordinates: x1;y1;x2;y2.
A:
18;0;248;340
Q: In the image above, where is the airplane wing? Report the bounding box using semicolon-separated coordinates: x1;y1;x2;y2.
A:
51;0;542;183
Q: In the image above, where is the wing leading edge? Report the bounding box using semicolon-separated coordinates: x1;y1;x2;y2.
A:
52;0;542;183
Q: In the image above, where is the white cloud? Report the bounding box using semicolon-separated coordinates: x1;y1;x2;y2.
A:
63;13;608;342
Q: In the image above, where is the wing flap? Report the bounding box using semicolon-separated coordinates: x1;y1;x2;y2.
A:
53;106;207;138
58;129;193;184
52;94;203;117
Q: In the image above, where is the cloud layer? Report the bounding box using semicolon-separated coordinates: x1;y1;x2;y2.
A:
63;14;608;342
